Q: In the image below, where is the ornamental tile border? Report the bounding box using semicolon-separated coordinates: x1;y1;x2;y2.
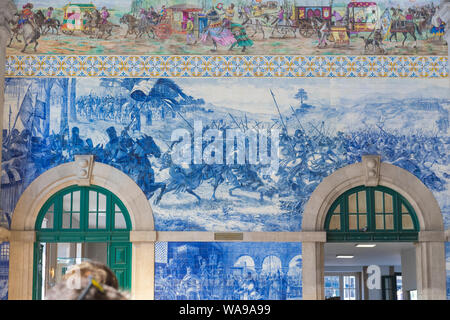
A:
5;55;448;78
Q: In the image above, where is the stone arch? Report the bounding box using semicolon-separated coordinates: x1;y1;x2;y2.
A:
8;157;156;299
301;156;446;300
302;161;443;233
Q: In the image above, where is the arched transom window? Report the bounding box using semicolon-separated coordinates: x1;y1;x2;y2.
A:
36;185;131;240
324;186;419;242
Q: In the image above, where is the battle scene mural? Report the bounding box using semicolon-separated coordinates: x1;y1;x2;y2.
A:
2;77;449;233
4;0;448;55
154;242;302;300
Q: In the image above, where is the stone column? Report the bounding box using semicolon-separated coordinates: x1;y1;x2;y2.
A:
8;231;35;300
130;231;156;300
301;241;325;300
416;231;447;300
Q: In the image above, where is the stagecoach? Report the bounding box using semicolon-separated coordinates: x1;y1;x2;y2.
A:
346;1;380;34
61;3;96;35
292;6;332;38
327;2;381;46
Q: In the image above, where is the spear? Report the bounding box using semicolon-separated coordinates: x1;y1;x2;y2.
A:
228;113;243;131
290;105;305;133
269;89;287;133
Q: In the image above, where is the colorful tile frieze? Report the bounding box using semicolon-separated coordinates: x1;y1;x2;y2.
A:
5;55;448;78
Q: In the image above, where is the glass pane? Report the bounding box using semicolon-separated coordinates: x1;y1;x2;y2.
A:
359;215;367;231
376;214;384;230
115;208;127;230
375;191;383;213
357;191;366;213
72;191;80;211
41;204;54;229
349;215;357;230
348;193;357;213
88;212;97;229
72;212;80;229
384;193;393;213
89;191;98;212
98;212;106;229
329;215;341;231
62;212;71;229
98;193;107;212
401;204;409;214
402;214;414;230
385;214;394;230
333;204;340;214
63;193;71;212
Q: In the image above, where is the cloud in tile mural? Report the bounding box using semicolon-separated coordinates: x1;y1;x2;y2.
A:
2;77;449;233
5;0;448;55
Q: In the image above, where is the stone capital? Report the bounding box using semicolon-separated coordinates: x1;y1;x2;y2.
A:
0;227;10;242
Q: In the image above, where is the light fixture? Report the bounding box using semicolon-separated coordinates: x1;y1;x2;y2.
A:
336;255;354;259
355;244;377;248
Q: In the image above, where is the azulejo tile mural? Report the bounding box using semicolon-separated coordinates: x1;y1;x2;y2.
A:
154;242;302;300
2;77;449;232
5;55;449;78
4;0;448;56
1;0;449;301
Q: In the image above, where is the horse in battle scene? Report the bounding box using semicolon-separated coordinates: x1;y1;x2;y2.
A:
34;10;60;35
156;151;203;204
226;164;277;202
133;134;167;200
7;13;41;53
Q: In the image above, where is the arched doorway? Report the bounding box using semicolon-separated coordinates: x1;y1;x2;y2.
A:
32;185;132;299
301;156;446;300
8;156;155;300
323;185;420;300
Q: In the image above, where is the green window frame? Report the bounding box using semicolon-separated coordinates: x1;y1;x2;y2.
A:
33;185;132;299
35;185;131;242
324;186;419;242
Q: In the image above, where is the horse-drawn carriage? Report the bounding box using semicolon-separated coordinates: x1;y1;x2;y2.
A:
60;3;96;35
292;6;332;38
346;1;380;34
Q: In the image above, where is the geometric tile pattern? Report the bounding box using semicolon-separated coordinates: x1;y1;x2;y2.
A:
6;55;448;78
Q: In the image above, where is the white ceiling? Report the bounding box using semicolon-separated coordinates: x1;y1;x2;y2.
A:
324;242;415;267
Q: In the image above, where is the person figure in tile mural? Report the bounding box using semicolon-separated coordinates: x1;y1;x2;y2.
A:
201;8;236;52
229;22;253;53
100;6;110;25
179;266;201;300
18;3;34;29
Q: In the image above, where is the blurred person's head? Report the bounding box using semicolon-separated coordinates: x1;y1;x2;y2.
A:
46;276;128;300
62;261;119;289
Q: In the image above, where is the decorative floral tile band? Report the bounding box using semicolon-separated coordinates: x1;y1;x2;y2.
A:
5;55;448;78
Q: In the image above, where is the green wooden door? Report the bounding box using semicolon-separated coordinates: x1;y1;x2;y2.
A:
33;185;133;299
108;242;131;290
